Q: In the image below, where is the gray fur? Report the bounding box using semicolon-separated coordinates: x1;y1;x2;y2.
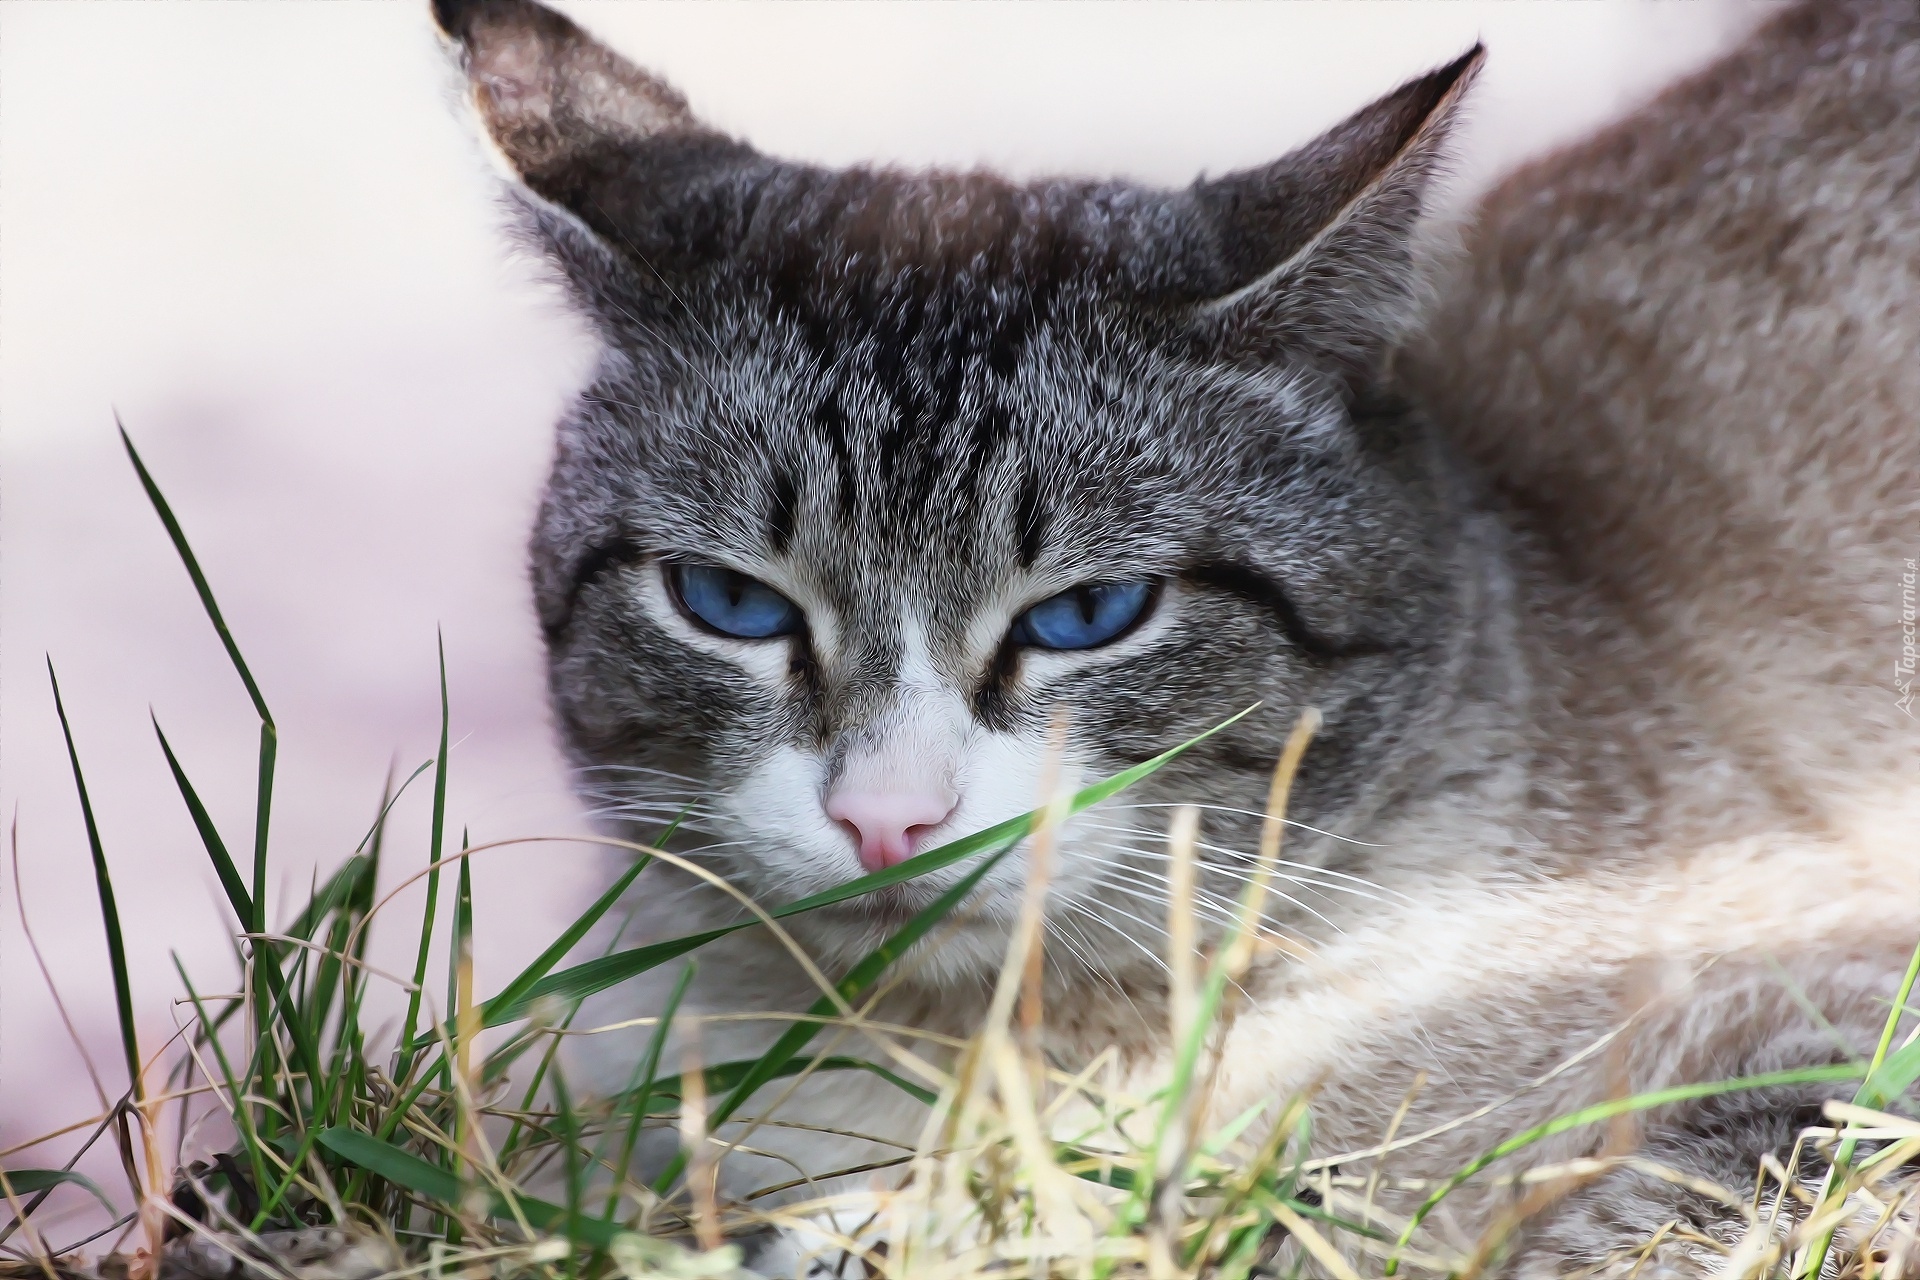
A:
430;1;1920;1273
449;0;1490;971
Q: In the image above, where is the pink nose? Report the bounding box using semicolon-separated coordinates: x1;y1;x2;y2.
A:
825;790;957;873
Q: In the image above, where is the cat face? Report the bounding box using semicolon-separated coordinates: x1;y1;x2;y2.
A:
437;0;1483;980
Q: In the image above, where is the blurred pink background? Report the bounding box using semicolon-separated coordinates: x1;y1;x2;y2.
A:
1;0;1770;1243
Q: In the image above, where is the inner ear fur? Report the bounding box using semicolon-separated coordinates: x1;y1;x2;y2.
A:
435;0;772;333
433;0;704;185
1188;45;1484;386
434;0;767;266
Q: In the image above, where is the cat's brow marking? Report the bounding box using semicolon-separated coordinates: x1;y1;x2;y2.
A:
810;392;859;519
550;534;645;642
766;468;800;555
1013;467;1047;570
1184;561;1389;662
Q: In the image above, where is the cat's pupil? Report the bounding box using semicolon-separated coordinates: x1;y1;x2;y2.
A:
1075;588;1098;625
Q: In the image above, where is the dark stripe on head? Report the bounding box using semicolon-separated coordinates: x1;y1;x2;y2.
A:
812;392;858;517
1014;468;1047;569
766;468;799;554
1185;562;1390;663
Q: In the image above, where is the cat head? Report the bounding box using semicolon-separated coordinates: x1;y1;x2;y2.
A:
437;0;1484;982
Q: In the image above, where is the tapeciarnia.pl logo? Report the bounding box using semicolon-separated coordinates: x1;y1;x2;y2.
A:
1898;558;1917;718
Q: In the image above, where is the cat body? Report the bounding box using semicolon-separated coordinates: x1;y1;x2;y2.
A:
430;0;1920;1273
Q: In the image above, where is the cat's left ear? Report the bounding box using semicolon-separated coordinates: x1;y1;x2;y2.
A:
1185;46;1484;389
433;0;762;322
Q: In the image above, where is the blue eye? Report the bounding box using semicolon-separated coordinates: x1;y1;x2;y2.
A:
669;563;803;639
1012;581;1154;650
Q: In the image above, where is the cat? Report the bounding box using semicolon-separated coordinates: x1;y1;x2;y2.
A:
430;0;1920;1274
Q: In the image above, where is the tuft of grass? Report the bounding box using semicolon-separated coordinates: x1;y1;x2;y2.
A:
4;429;1916;1280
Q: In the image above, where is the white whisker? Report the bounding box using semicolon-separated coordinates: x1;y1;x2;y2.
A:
1058;899;1172;981
1070;821;1401;901
1099;800;1388;849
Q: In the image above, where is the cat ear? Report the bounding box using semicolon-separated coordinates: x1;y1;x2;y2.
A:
433;0;760;308
1186;46;1484;388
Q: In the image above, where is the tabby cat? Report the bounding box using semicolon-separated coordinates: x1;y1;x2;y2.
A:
432;0;1920;1273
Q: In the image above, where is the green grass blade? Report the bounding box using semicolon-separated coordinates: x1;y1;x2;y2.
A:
484;855;652;1030
611;1054;937;1118
316;1129;634;1250
1382;1062;1865;1275
498;706;1256;1026
250;1123;330;1230
444;835;474;1092
152;715;253;925
118;421;271;728
49;661;143;1101
600;961;694;1226
651;845;1009;1195
121;423;286;1121
358;768;395;914
306;883;360;1071
283;858;373;1120
318;1127;459;1202
396;859;444;1080
0;1169;118;1218
549;1066;586;1262
174;957;272;1221
430;635;452;888
1864;1032;1920;1105
397;638;453;1078
775;701;1256;915
283;855;370;945
251;724;276;938
1859;933;1920;1108
498;1007;586;1167
119;421;277;938
350;759;434;862
485;928;731;1027
254;972;328;1114
1799;930;1920;1278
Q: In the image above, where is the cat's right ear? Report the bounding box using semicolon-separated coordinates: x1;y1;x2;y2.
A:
434;0;759;316
1182;46;1484;393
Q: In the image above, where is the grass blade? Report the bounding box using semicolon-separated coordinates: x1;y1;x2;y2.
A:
120;422;276;932
1382;1062;1865;1274
316;1129;634;1250
118;421;270;726
174;957;272;1222
498;706;1257;1025
397;636;453;1078
282;855;369;946
600;962;694;1225
485;855;652;1029
120;422;287;1137
485;929;729;1027
1865;1031;1920;1105
651;845;1010;1195
0;1170;118;1218
152;717;253;926
1859;933;1920;1109
445;835;473;1095
49;661;142;1102
610;1054;937;1118
250;724;276;940
351;759;434;861
1799;930;1920;1277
